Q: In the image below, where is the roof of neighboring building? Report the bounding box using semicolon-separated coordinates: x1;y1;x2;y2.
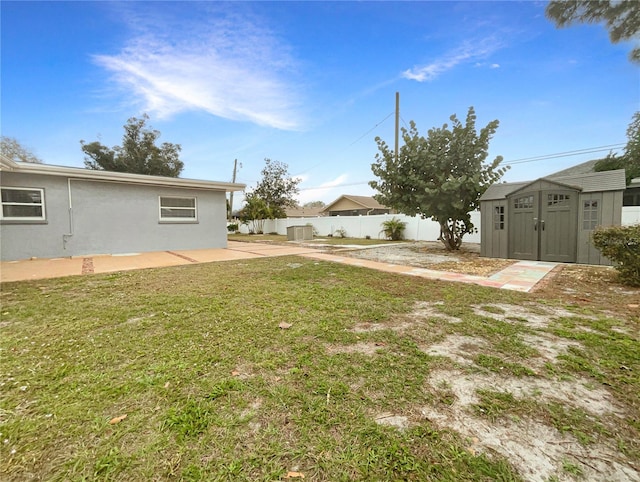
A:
547;159;600;178
284;206;325;217
480;169;626;201
0;156;246;192
320;195;389;212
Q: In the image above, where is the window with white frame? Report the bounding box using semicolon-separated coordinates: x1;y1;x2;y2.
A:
514;195;534;209
159;196;197;221
1;187;46;221
582;200;598;230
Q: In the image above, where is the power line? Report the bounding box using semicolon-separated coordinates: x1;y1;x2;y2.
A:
348;111;395;146
297;142;626;192
292;111;395;178
506;143;625;165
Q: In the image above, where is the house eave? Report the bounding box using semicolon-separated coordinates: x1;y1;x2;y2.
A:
0;157;246;192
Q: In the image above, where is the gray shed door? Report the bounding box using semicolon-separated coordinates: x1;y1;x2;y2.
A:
540;191;577;262
509;192;538;260
509;189;577;262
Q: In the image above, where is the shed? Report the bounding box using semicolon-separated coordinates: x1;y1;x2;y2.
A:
479;169;625;265
320;195;392;216
0;156;245;261
286;225;313;241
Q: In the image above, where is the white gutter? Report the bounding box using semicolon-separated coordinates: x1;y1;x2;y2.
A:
63;178;74;249
1;157;246;192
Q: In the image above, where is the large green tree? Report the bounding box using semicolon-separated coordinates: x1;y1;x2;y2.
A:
250;158;300;219
370;107;508;251
0;136;42;163
595;111;640;184
545;0;640;63
81;114;184;177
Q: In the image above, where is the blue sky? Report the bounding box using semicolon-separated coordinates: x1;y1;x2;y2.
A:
2;1;638;205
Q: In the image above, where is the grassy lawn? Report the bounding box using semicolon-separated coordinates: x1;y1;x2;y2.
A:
228;233;402;246
1;256;638;481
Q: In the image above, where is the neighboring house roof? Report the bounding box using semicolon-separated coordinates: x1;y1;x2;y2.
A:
480;169;626;201
320;195;389;213
547;159;600;178
284;206;325;217
0;156;246;192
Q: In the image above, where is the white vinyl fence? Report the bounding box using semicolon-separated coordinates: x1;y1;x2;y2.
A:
622;206;640;226
236;206;639;242
238;212;482;243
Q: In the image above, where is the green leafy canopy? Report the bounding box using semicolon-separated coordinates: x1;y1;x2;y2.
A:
545;0;640;63
370;106;508;250
595;111;640;185
81;114;184;177
250;158;300;219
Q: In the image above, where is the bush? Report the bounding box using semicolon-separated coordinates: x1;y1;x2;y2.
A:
227;223;239;233
591;224;640;286
381;217;407;241
334;227;347;238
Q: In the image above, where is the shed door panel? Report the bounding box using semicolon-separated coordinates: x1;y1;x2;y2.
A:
540;191;577;262
509;192;537;260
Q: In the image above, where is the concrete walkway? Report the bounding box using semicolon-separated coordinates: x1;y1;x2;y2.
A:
0;241;558;292
0;241;320;283
299;252;557;292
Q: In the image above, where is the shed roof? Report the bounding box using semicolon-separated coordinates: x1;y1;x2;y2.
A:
480;169;626;201
320;195;388;212
0;156;246;192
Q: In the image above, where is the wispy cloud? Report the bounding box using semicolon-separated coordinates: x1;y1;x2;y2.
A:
93;5;304;130
402;37;503;82
298;173;351;205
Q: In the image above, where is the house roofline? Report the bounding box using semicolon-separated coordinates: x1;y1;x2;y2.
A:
321;194;385;212
0;155;246;192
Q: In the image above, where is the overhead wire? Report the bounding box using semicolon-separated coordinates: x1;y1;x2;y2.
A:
297;142;627;191
291;111;395;178
506;143;625;165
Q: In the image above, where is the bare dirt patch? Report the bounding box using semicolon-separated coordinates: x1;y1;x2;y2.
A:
374;300;639;481
325;342;383;356
422;336;488;366
341;241;514;276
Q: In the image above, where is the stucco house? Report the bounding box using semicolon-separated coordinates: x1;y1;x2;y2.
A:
0;156;245;261
479;169;625;265
321;195;392;216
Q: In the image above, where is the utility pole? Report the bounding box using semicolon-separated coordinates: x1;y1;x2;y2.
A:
395;92;400;163
229;159;238;220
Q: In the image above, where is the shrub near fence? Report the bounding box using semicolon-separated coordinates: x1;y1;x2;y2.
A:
592;224;640;286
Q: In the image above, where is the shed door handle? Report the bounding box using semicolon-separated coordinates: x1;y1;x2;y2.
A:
534;218;538;231
541;220;545;231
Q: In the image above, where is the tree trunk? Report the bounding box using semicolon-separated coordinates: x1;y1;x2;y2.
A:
438;220;462;251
